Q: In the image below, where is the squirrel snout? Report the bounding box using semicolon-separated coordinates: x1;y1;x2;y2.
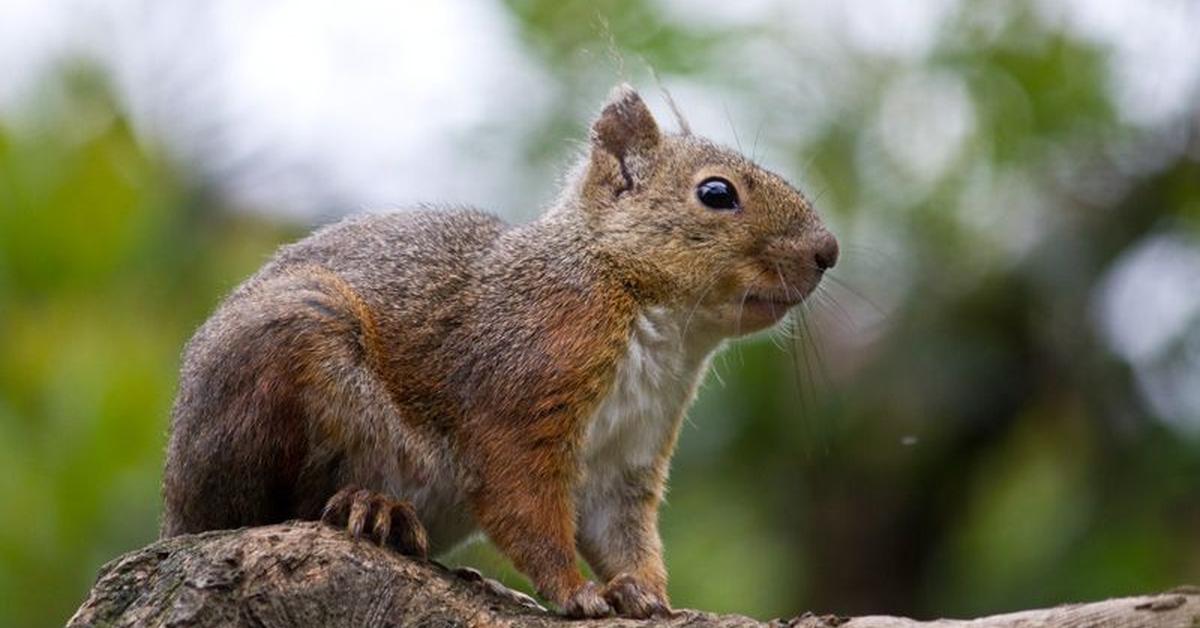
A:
764;229;839;283
813;230;839;272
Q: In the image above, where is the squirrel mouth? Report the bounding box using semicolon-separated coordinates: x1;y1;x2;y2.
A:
745;293;801;305
741;291;804;308
716;281;816;333
737;292;805;319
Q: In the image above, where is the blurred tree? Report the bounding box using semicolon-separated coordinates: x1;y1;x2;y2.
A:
0;67;298;626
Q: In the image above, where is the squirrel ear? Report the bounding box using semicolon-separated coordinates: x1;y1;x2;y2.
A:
590;84;661;161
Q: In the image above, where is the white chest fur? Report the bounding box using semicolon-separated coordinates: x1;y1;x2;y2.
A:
581;306;719;485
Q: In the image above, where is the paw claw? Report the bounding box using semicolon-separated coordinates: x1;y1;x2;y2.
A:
386;501;428;559
371;502;392;546
345;489;373;538
320;486;428;558
320;485;358;525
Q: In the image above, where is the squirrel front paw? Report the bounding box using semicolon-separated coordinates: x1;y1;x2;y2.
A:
321;486;429;559
602;573;671;619
561;581;612;618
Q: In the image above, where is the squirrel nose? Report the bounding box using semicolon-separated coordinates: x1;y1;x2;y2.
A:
813;230;839;271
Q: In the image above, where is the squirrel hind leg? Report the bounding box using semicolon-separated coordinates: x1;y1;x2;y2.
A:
321;485;429;559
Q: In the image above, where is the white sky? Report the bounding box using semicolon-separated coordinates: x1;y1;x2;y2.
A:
0;0;554;218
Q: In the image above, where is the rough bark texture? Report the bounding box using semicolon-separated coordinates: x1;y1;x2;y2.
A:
69;522;1199;627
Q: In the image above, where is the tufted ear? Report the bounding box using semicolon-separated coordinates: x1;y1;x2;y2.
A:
587;84;661;195
592;83;667;160
585;84;662;195
590;84;661;160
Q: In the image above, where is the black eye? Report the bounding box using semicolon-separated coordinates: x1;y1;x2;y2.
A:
696;177;740;211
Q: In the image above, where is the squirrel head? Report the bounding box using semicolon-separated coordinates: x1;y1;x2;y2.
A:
571;84;838;338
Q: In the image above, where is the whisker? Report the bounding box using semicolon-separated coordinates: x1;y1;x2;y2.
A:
765;261;862;339
752;115;766;163
772;262;806;305
797;306;835;456
763;292;789;352
734;287;751;338
839;243;898;260
822;273;888;318
723;102;743;153
680;273;723;344
811;286;857;336
709;352;727;387
787;312;816;459
769;261;821;457
799;301;834;396
809;183;832;207
795;309;821;402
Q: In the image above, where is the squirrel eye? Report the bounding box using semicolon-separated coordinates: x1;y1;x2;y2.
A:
696;177;740;211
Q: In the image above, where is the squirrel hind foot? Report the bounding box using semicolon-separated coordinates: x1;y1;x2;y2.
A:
562;581;613;619
321;486;429;559
602;573;672;619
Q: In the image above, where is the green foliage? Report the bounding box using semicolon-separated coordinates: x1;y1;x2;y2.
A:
0;73;296;626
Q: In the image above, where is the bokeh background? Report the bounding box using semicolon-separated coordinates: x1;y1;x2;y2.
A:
2;0;1199;625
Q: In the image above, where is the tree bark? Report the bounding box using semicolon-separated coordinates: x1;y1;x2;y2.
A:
68;522;1199;627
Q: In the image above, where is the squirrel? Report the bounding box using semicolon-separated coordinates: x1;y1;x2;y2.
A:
161;84;838;619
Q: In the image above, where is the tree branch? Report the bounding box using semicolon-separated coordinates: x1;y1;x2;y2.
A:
68;522;1199;627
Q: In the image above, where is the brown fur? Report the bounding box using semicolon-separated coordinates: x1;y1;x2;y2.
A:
161;84;837;618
